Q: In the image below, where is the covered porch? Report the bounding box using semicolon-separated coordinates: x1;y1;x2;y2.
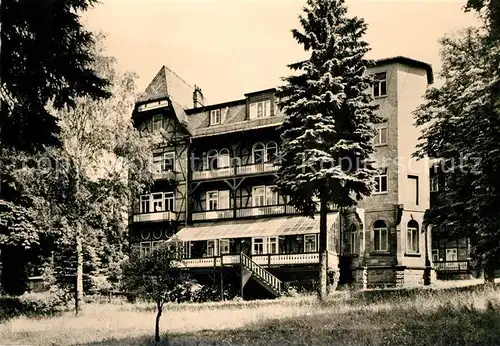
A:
173;213;340;269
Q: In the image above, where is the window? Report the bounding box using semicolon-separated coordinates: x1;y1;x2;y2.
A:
265;186;278;205
252;142;265;164
348;224;357;255
163;152;175;171
373;72;387;97
408;175;419;205
373;220;388;252
432;249;438;263
206;149;218;170
430;176;439;192
267;237;278;254
183;241;191;259
140;242;152;257
206;191;219;211
253;238;264;255
374;126;388;145
210;109;221;125
164;192;175;211
266;141;278;162
252;186;266;207
446;248;457;261
152;115;163;131
140;195;150;213
141;230;151;241
220;239;230;255
304;234;317;252
206;240;216;257
374;168;388;193
153;152;175;172
406;220;419;253
218;148;230;168
151;241;163;251
249;100;271;120
152;193;163;212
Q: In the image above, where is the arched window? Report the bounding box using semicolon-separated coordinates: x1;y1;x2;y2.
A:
252;142;265;164
348;224;357;255
407;220;419;253
218;148;230;168
373;220;388;252
207;149;218;170
266;141;278;162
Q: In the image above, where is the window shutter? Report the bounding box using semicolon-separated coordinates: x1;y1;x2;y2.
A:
219;190;230;209
264;100;270;117
249;103;257;120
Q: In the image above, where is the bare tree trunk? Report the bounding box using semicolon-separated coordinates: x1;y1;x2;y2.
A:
318;198;328;301
75;223;84;315
155;303;163;343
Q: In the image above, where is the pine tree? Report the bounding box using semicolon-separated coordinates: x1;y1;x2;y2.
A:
276;0;380;300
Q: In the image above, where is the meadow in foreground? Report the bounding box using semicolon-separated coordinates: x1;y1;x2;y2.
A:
1;283;499;345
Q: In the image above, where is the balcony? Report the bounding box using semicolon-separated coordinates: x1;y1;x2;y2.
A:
192;162;278;181
152;170;177;181
181;253;320;268
180;252;338;269
132;211;183;223
191;205;299;221
434;260;469;273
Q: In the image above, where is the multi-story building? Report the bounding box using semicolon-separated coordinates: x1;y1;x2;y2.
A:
129;56;435;297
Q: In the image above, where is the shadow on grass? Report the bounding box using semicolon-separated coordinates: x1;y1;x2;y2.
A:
82;298;500;346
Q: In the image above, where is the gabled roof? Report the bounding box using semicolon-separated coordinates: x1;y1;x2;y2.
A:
136;65;195;110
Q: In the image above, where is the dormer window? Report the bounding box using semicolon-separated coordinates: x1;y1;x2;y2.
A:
210;109;221;125
373;72;387;98
249;100;271;120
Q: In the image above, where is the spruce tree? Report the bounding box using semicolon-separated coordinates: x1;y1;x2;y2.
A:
276;0;380;300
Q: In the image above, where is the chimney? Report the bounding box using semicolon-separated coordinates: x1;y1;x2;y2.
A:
193;85;205;108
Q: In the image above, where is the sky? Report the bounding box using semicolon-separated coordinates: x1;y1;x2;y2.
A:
82;0;481;105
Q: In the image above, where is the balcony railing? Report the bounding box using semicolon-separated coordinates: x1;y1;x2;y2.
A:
192;162;278;181
236;205;298;218
152;169;177;181
132;211;183;223
434;260;469;272
191;204;299;221
191;209;233;221
180;252;320;268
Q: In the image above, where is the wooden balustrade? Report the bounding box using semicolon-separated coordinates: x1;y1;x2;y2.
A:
132;211;181;223
180;252;320;268
192;162;278;181
434;260;469;272
240;252;281;294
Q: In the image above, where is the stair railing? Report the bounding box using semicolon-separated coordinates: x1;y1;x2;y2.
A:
240;252;282;294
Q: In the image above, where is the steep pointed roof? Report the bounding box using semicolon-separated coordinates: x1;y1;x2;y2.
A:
136;65;195;110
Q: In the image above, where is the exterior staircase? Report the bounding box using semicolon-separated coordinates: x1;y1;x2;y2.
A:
240;252;282;298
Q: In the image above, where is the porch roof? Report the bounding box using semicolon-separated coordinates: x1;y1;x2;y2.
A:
173;213;339;242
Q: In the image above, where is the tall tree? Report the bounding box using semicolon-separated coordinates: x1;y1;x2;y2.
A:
275;0;380;301
1;35;159;312
414;26;500;281
0;0;110;152
0;0;110;295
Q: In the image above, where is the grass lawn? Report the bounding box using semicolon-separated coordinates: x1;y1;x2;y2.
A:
1;282;500;345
